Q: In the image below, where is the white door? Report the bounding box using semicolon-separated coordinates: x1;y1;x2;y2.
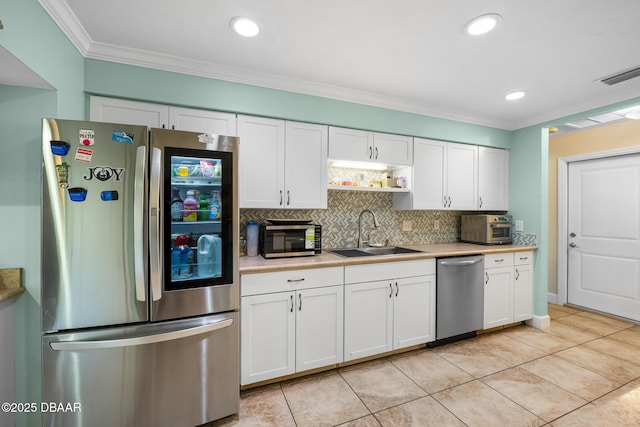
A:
567;154;640;321
89;96;169;128
393;275;435;348
447;142;478;210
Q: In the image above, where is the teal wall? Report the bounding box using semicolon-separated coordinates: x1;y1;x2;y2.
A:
84;59;512;148
509;126;550;317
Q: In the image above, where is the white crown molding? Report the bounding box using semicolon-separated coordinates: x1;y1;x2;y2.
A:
39;0;93;55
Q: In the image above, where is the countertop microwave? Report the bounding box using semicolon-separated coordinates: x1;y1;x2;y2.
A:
460;214;513;245
259;223;322;258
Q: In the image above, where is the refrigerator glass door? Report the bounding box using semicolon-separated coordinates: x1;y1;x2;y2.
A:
42;119;148;332
149;129;239;321
164;148;233;290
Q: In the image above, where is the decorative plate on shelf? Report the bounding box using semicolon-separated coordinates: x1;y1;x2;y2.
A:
266;218;313;225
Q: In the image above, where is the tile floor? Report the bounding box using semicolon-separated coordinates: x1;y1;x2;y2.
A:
213;304;640;426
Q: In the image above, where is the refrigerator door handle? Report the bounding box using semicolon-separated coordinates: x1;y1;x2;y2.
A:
134;146;147;302
149;147;162;301
49;318;233;351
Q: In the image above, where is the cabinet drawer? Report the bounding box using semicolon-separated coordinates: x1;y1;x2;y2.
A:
345;259;435;284
514;251;534;266
484;253;514;268
241;267;343;296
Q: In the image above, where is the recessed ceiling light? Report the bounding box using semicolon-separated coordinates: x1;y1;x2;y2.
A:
626;110;640;120
231;17;260;37
505;91;525;101
465;13;502;36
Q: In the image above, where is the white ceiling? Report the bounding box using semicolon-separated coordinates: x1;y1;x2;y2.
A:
26;0;640;129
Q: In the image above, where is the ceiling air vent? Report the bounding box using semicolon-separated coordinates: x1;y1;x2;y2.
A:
600;66;640;86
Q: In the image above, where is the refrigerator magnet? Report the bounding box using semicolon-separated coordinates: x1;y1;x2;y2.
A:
75;147;93;163
50;140;70;156
79;129;95;146
68;187;88;202
55;162;70;188
100;190;119;201
112;130;134;144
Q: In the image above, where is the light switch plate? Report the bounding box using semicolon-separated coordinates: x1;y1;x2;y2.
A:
515;220;524;232
402;221;412;232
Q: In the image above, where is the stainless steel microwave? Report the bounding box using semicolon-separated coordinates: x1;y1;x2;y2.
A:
259;223;322;258
460;214;513;245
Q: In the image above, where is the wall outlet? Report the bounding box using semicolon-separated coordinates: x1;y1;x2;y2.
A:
402;220;412;232
515;220;524;232
433;220;440;230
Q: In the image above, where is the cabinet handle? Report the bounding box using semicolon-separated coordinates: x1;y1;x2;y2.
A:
279;190;283;206
443;196;447;208
395;282;399;297
389;283;393;298
515;268;520;280
171;125;175;130
519;257;528;261
369;146;373;160
290;295;294;313
495;259;504;263
485;272;489;284
479;197;483;208
287;278;305;283
162;124;166;129
375;146;379;160
286;190;290;206
448;196;452;207
298;293;302;311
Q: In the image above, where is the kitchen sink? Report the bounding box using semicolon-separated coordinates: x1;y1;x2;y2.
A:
330;246;423;257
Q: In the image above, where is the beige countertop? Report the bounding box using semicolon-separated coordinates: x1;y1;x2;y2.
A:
0;268;25;303
239;243;537;274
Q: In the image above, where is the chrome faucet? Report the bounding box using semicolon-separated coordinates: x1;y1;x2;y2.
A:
358;209;380;248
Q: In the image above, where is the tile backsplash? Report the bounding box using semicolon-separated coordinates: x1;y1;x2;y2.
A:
241;190;469;249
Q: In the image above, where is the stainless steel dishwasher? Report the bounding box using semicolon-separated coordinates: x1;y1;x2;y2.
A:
435;255;484;342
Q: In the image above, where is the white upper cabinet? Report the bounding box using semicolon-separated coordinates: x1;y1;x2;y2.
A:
328;126;413;166
89;96;237;134
90;96;169;128
237;115;327;209
168;106;237;135
478;146;509;211
395;138;477;210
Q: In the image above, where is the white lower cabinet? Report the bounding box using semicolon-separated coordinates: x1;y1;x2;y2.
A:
240;267;343;385
483;251;534;329
343;260;436;362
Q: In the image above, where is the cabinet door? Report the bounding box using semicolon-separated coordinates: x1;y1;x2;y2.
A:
285;121;328;209
237;115;286;208
478;147;508;211
328;126;373;162
295;285;344;372
373;132;413;166
447;142;478;210
393;275;435;348
169;107;237;135
513;263;534;322
89;96;169;128
483;266;514;329
344;281;393;361
410;138;447;209
240;292;295;385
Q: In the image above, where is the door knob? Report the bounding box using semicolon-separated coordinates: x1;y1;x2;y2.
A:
569;242;578;248
569;232;576;237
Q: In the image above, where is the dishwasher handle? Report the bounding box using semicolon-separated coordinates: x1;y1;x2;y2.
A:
438;257;483;267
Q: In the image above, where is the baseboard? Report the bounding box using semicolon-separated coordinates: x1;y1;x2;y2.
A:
527;315;551;330
547;293;558;304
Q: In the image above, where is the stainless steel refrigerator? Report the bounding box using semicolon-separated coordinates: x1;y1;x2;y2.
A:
41;119;239;427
